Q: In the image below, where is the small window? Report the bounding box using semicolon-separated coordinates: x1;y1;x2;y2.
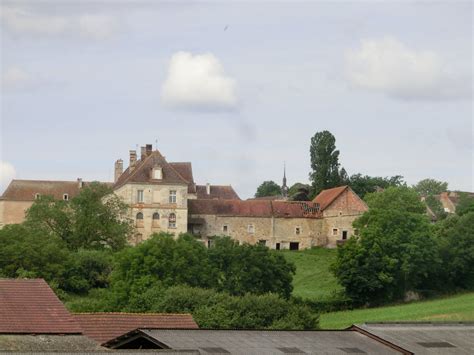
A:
342;231;348;240
339;211;343;216
137;190;144;203
289;242;299;251
35;193;41;200
258;240;267;246
152;212;160;227
169;190;177;204
275;243;281;250
136;212;143;220
153;167;163;179
63;194;69;201
168;213;176;228
247;224;255;234
332;228;338;236
295;227;301;235
222;225;228;233
153;212;160;220
136;212;144;228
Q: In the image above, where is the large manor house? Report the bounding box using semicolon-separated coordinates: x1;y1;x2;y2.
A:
0;144;368;249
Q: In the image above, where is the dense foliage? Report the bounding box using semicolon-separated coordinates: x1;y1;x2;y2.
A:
255;180;282;198
288;183;311;201
456;192;474;216
309;130;345;197
348;174;405;199
26;182;132;251
413;178;448;196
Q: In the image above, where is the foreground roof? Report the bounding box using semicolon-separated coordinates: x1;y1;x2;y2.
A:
357;322;474;355
104;329;407;354
0;180;110;201
74;312;198;344
195;185;241;200
0;334;102;351
312;185;349;210
0;279;82;334
188;200;322;218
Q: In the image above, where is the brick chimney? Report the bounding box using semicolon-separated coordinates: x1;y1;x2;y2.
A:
114;159;123;183
77;178;83;189
129;150;137;171
140;146;146;160
146;144;152;156
206;183;211;195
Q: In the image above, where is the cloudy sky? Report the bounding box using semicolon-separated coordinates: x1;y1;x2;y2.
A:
1;0;472;198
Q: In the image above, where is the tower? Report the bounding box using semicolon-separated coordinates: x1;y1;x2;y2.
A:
282;162;289;198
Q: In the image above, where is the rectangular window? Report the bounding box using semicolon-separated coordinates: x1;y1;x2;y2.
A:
342;231;348;240
289;242;299;251
332;228;338;236
247;224;255;234
295;227;301;235
137;190;144;203
258;240;267;246
169;190;177;204
63;194;69;201
275;243;281;250
153;167;162;179
223;225;228;233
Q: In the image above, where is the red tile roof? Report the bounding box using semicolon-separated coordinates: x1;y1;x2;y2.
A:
114;150;190;189
312;186;349;211
188;199;321;218
196;185;240;200
74;313;198;344
0;180;110;201
0;279;82;334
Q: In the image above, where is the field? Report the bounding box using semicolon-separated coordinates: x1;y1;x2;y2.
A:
319;292;474;329
281;247;343;301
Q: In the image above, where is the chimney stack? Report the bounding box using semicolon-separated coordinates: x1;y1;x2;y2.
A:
129;150;137;171
146;144;152;156
206;183;211;195
77;178;83;189
114;159;123;183
140;146;146;160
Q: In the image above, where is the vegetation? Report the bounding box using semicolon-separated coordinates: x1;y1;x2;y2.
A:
320;292;474;329
456;192;474;216
309;130;346;197
348;174;405;199
413;178;448;196
281;248;343;301
288;183;311;201
255;180;282;198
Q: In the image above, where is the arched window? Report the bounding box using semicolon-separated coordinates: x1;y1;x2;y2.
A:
168;213;176;228
63;194;69;201
152;212;160;227
136;212;144;228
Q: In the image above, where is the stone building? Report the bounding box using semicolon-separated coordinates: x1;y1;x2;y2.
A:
0;144;367;248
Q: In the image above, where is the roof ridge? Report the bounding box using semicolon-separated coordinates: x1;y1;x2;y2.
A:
73;312;193;316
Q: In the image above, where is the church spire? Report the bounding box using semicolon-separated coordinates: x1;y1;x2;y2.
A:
282;162;289;198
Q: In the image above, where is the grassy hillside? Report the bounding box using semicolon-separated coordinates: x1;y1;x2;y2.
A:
319;292;474;329
282;248;343;301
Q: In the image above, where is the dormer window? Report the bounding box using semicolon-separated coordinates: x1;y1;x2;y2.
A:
63;194;69;201
153;166;163;180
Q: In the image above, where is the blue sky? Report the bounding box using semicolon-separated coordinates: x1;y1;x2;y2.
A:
1;0;472;198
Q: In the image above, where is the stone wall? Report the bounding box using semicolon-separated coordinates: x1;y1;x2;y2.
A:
0;200;33;227
189;214;324;250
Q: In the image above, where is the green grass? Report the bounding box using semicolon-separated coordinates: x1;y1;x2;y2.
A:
319;292;474;329
282;247;343;301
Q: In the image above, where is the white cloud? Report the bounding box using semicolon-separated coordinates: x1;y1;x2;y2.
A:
161;51;238;111
0;161;16;190
345;37;471;100
0;4;118;39
1;66;33;91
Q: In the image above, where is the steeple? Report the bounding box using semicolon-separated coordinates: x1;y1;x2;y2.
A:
282;162;289;198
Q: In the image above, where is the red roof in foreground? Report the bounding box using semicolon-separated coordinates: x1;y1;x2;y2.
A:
312;186;349;210
74;313;199;344
0;279;82;334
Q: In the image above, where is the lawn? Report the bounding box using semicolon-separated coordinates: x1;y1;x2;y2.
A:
281;247;343;301
319;292;474;329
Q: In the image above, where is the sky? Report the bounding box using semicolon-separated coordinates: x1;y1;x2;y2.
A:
1;0;473;199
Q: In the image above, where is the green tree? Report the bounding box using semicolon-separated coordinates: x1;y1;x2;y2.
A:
348;174;405;199
208;237;296;298
288;183;311;201
456;192;474;216
309;131;342;197
424;195;447;220
0;224;70;283
255;181;282;198
332;187;440;305
435;213;474;289
413;178;448;196
26;182;132;251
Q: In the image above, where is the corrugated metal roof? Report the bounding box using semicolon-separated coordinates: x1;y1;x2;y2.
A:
105;329;404;354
